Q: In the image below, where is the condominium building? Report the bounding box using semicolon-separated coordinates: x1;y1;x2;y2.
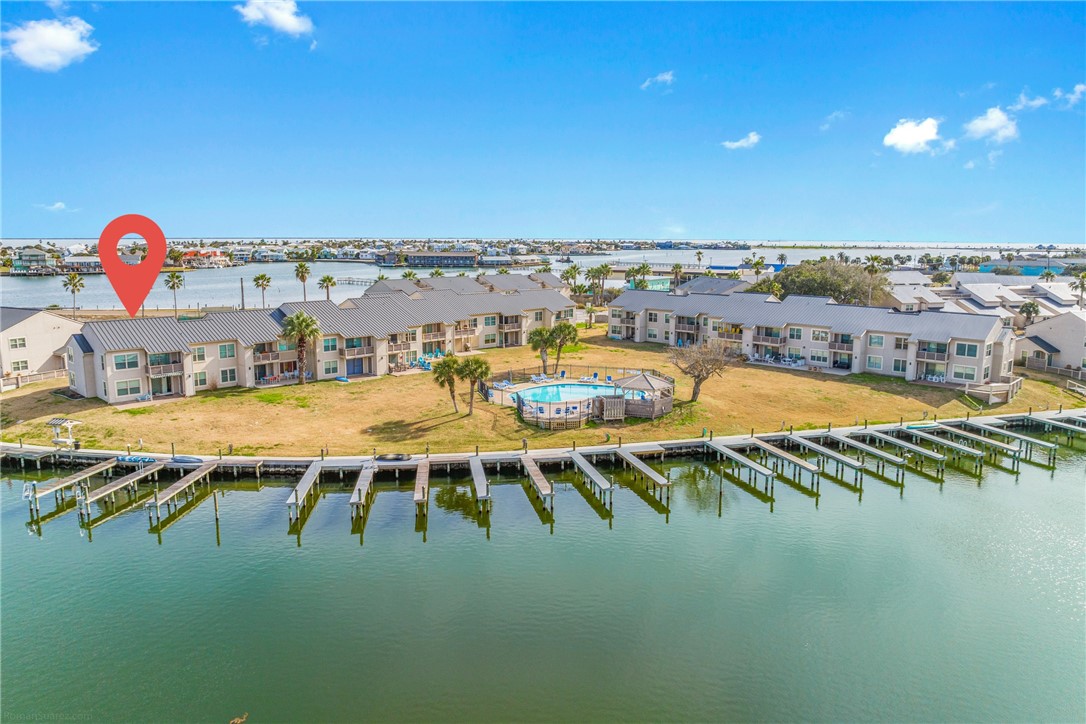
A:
608;289;1017;388
1;307;83;379
67;285;574;404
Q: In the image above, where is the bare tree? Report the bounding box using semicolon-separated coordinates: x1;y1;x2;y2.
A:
669;342;745;403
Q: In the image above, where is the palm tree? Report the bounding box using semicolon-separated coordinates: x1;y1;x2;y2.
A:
725;271;741;280
253;274;272;308
695;250;704;267
376;274;388;281
429;268;445;278
432;355;461;413
1039;269;1057;282
62;272;84;318
402;270;418;280
595;263;612;304
294;262;311;301
536;262;553;274
457;356;492;415
167;247;184;267
497;267;510;275
750;256;766;282
550;321;579;372
769;281;784;299
1071;271;1086;307
1019;300;1040;325
634;262;653;285
864;256;882;305
584;303;595;329
560;263;581;288
527;326;555;373
164;271;184;318
317;275;337;300
280;312;321;384
1003;251;1016;266
671;262;684;288
777;253;787;265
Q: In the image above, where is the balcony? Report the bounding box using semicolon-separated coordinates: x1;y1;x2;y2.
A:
454;327;475;337
340;346;375;358
146;362;183;376
499;322;522;331
675;323;700;333
717;331;743;341
254;351;281;363
828;341;853;352
917;349;949;362
753;335;784;346
388;342;412;352
422;331;446;342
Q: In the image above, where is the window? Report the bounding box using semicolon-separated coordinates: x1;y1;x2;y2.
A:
67;347;74;363
192;346;206;362
611;326;621;335
789;328;803;340
611;310;622;319
983;365;990;380
324;360;338;375
346;337;362;349
894;337;908;351
12;360;29;372
9;337;26;349
868;334;884;348
148;353;172;366
194;371;207;387
903;304;915;312
952;365;977;381
663;330;670;342
483;333;496;345
866;355;883;370
710;320;720;332
219;343;236;359
648;312;658;323
116;379;141;396
114;353;138;370
68;372;75;387
985;343;993;357
220;368;237;383
810;350;828;363
787;346;802;359
664;314;671;324
277;341;296;351
647;329;658;339
534;311;543;322
323;337;337;352
811;330;829;342
484;316;496;327
893;359;907;373
955;343;978;358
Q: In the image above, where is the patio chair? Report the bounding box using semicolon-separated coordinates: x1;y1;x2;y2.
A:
579;373;593;382
136;393;152;402
605;375;613;383
559;370;566;380
591;372;599;382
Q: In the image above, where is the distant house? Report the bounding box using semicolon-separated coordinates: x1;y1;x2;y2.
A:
0;307;83;380
59;256;105;274
375;250;478;268
10;248;55;276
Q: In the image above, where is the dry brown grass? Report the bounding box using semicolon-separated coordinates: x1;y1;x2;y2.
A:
1;327;1081;456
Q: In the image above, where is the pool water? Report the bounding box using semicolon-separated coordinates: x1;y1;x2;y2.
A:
515;382;632;403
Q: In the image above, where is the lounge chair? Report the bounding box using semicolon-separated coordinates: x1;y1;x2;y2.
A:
590;372;599;383
136;393;152;402
579;373;593;382
559;370;566;380
605;375;613;383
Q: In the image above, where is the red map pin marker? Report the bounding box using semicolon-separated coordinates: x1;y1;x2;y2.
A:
98;214;168;318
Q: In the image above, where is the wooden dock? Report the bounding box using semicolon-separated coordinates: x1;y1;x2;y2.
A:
414;460;430;517
568;451;613;507
1025;414;1085;440
149;462;217;522
826;432;905;481
935;423;1021;457
787;435;865;485
1;445;55;469
27;458;117;515
286;461;322;524
468;456;492;513
895;427;983;473
616;447;671;506
349;466;375;519
705;440;775;482
519;455;553;512
80;462;164;518
859;429;946;467
963;420;1057;464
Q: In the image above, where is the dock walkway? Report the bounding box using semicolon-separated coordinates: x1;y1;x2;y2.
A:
349;466;375;519
149;462;217;521
704;440;775;482
568;451;613;506
788;435;866;485
414;460;430;516
468;457;492;512
82;462;164;509
935;423;1020;456
519;455;553;511
33;458;117;500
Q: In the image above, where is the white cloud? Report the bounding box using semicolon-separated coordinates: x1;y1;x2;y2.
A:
234;0;314;37
45;0;68;12
882;117;942;154
964;107;1018;144
721;131;761;150
640;70;674;91
35;201;75;212
987;149;1003;167
309;39;317;51
964;160;976;170
1053;83;1085;108
819;110;849;131
1;16;98;71
1009;89;1048;111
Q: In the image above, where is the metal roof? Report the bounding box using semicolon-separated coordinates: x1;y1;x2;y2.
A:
1025;335;1060;354
71;333;92;353
0;306;44;332
423;277;490;294
610;290;1003;342
479;274;543;291
677;277;750;295
81;316;191;354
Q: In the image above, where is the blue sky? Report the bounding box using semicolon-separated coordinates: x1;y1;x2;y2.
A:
2;1;1083;244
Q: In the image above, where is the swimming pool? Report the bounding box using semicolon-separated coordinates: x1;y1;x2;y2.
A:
514;383;629;403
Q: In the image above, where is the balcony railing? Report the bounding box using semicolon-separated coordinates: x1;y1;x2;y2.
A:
340;346;375;358
454;327;475;337
422;331;446;342
146;362;183;376
828;341;853;352
717;331;743;341
753;335;784;346
917;349;949;362
675;323;700;333
388;342;412;352
499;322;522;331
254;351;280;363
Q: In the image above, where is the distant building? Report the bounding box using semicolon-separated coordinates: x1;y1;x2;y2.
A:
10;248;55;276
1015;310;1086;371
375;250;478;268
0;307;83;379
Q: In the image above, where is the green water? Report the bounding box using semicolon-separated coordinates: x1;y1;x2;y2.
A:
2;442;1083;722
